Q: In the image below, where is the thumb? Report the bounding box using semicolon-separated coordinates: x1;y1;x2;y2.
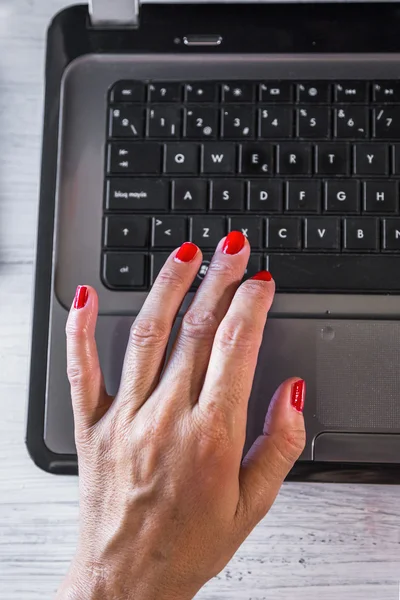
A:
236;378;306;531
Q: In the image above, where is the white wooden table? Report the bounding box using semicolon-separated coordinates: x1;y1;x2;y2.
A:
1;2;400;598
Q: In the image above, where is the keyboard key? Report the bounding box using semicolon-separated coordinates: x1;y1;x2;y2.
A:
334;107;368;138
324;180;360;213
228;216;263;248
152;216;187;247
393;145;400;174
334;82;368;103
108;142;162;174
184;107;219;139
286;181;321;213
258;107;293;138
184;83;218;103
267;217;301;250
353;144;389;175
297;82;331;104
147;107;182;138
148;82;182;102
109;106;145;138
259;82;293;103
210;180;245;212
103;253;146;289
244;255;263;278
151;252;170;283
202;143;237;174
104;216;150;248
240;143;274;175
383;219;400;250
172;180;208;212
315;143;350;175
269;254;400;292
344;218;379;251
304;217;340;250
164;143;200;174
222;106;255;139
110;81;146;103
190;216;226;247
373;107;400;139
191;253;214;288
221;82;255;103
296;107;330;138
277;143;312;175
106;179;169;212
373;82;400;103
248;180;283;213
363;181;398;214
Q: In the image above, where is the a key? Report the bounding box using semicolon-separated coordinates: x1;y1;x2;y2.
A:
297;82;331;104
304;217;340;251
108;142;162;174
202;143;237;174
147;107;182;138
277;143;313;175
184;83;218;103
103;253;146;289
258;107;293;138
383;219;400;251
353;144;389;175
106;179;170;212
266;217;302;250
286;181;321;213
164;143;200;174
343;217;379;251
148;82;181;102
190;216;226;247
324;180;360;213
104;216;150;248
372;82;400;104
334;107;368;138
363;181;398;214
110;81;146;103
259;82;293;103
222;107;255;139
240;143;274;175
296;107;330;138
109;106;145;138
172;179;208;212
315;143;350;175
248;180;283;213
210;180;245;212
184;107;219;139
334;82;368;104
152;216;187;247
221;82;255;103
228;216;263;248
269;254;400;292
373;107;400;139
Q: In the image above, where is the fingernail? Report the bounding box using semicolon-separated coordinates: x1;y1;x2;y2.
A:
174;242;199;263
73;285;88;310
291;380;305;413
222;231;246;255
251;270;273;282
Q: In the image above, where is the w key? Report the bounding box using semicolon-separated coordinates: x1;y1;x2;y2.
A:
202;143;236;174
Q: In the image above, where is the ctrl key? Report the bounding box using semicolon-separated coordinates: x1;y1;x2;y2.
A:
103;253;146;289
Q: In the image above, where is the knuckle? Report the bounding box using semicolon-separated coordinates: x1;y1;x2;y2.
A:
192;403;233;455
155;266;186;291
65;319;90;341
269;427;306;466
129;316;170;349
206;258;238;281
181;308;220;341
217;318;257;352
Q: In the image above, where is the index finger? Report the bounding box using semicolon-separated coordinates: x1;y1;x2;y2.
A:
194;271;275;446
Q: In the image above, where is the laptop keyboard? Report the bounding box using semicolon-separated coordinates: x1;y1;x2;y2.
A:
103;80;400;293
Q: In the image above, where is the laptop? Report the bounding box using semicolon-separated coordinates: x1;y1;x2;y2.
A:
27;0;400;481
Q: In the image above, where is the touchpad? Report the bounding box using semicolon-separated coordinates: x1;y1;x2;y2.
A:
314;433;400;463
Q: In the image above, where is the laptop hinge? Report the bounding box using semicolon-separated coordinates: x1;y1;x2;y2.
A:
89;0;140;28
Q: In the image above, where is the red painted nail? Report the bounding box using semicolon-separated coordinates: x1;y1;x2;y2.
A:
222;231;246;255
251;270;273;282
175;242;198;263
73;286;88;310
291;380;305;413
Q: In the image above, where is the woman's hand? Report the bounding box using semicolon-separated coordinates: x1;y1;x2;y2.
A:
58;232;306;600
